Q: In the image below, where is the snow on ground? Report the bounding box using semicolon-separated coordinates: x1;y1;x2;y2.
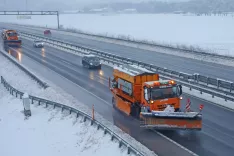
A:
0;86;132;156
1;13;234;55
0;50;155;156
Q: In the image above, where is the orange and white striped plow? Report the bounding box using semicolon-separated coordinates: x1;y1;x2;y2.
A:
140;102;204;131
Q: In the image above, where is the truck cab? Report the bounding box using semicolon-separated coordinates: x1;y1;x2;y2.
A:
3;30;22;47
142;80;182;112
110;65;202;130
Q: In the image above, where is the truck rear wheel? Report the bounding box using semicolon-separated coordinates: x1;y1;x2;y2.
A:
130;103;140;119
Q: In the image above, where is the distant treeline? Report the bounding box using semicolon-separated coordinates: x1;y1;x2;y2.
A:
88;0;234;14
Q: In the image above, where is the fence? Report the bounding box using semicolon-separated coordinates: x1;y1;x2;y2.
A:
0;76;146;156
19;32;234;103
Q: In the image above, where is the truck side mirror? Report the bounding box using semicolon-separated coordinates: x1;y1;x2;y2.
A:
144;88;149;101
178;85;182;96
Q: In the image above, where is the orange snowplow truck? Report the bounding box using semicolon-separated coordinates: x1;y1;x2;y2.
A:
2;29;22;47
109;65;203;130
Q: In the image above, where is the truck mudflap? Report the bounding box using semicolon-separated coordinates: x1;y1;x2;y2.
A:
140;111;202;130
4;40;22;47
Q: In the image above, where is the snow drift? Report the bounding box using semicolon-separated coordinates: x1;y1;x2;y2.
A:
0;87;132;156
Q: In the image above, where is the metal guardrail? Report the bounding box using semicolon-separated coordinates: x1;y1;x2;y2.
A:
0;76;147;156
19;32;234;102
7;22;234;60
0;49;48;89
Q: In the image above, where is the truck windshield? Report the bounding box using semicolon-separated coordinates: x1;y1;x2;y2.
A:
88;57;99;62
7;32;17;37
151;86;178;100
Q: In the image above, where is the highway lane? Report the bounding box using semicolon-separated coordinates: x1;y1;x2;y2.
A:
6;38;234;156
4;24;234;82
6;41;193;156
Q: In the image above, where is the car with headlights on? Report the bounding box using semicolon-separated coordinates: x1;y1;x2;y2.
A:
33;40;44;48
82;54;101;69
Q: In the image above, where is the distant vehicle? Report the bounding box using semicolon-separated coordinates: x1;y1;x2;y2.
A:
44;30;51;36
82;54;101;69
33;40;44;48
2;29;22;47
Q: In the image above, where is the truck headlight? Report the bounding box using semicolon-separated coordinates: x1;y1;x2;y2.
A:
90;63;93;65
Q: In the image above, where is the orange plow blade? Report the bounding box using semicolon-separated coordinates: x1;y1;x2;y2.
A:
4;40;22;47
140;111;202;130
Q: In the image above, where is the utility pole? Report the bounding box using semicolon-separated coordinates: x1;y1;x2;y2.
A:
25;0;28;10
57;11;60;29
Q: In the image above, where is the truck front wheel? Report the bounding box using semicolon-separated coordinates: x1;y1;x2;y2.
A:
112;97;116;108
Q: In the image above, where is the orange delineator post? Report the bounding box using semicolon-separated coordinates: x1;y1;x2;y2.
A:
92;104;94;120
186;98;191;112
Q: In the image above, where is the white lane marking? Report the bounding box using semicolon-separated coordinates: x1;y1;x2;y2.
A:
20;52;112;107
153;130;199;156
61;60;72;65
202;123;234;140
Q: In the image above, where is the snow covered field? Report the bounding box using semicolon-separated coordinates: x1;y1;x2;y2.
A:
0;50;155;156
0;87;132;156
1;13;234;55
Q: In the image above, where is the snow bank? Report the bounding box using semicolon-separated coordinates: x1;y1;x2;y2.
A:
0;50;155;156
0;87;131;156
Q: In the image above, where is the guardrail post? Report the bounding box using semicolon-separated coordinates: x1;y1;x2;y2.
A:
217;79;220;89
92;105;94;119
10;88;13;95
20;94;23;99
83;116;86;122
230;83;233;92
127;145;130;154
119;139;122;148
7;84;10;91
111;133;114;141
207;77;209;85
194;73;199;82
90;105;95;125
3;80;6;87
104;128;107;135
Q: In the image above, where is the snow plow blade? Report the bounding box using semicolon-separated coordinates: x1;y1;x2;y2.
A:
140;111;202;130
4;40;22;47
